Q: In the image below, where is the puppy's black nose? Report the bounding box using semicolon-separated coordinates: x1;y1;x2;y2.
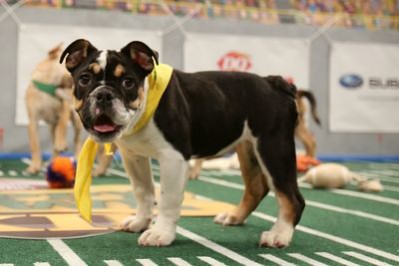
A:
96;90;114;106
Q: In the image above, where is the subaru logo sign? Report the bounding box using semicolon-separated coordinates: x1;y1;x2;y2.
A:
339;74;363;89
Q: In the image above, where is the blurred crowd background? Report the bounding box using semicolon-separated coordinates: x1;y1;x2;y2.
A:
5;0;399;30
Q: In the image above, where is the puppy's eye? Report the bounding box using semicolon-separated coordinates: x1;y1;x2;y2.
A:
79;74;91;87
122;77;135;89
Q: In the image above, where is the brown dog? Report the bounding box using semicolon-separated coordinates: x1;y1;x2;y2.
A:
25;44;82;174
189;89;321;179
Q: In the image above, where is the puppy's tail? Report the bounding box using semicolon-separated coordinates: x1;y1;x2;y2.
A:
263;75;297;99
297;90;321;126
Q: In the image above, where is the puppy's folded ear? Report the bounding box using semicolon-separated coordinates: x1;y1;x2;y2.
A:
60;39;98;72
120;41;159;74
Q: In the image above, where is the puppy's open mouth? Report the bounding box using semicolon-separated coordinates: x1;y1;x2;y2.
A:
93;114;122;134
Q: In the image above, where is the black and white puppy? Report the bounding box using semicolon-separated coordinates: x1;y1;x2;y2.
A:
60;39;305;247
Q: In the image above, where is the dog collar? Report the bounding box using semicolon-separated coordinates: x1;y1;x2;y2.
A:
74;64;173;223
32;80;58;97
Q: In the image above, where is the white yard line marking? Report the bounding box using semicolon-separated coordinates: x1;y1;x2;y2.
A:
288;253;329;266
197;256;227;266
8;170;17;176
316;252;360;266
382;185;399;193
34;263;51;266
358;172;399;184
344;251;393;266
367;169;399;177
104;260;124;266
258;254;295;266
103;168;128;179
177;227;263;266
167;258;192;266
197;175;399;226
136;259;158;266
47;239;87;266
314;185;399;206
0;264;14;266
303;201;399;226
198;176;245;190
253;212;399;263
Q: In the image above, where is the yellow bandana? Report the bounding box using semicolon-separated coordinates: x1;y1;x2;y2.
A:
74;64;173;223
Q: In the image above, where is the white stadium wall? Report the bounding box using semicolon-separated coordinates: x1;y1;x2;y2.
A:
0;6;398;158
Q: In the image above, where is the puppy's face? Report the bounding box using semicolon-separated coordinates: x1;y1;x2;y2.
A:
60;39;158;143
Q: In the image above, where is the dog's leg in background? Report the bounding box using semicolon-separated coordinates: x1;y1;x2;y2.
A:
295;120;316;157
26;117;42;174
119;149;155;234
53;100;70;155
254;132;305;248
93;143;117;176
188;158;204;180
214;141;269;225
138;149;188;246
71;111;83;159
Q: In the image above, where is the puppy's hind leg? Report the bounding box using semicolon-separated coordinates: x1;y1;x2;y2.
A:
214;141;269;226
254;133;305;248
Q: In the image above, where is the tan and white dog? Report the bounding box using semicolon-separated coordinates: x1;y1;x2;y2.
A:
25;44;82;174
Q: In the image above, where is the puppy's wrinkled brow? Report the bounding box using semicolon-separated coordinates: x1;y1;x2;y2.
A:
89;63;101;74
114;64;125;77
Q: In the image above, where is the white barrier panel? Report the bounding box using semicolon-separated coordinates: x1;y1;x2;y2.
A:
16;23;162;125
184;33;310;88
329;42;399;133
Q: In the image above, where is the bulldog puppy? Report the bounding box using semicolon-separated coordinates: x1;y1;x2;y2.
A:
25;44;82;174
60;39;305;248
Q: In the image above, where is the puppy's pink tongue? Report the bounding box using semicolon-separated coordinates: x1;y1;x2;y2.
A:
94;124;117;133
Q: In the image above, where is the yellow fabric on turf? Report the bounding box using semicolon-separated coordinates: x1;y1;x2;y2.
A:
74;137;98;223
74;63;173;223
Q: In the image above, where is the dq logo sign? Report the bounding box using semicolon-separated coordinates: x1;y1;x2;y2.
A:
217;51;252;72
339;74;363;89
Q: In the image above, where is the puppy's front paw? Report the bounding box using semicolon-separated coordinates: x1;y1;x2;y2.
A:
138;227;176;247
259;228;293;248
121;215;151;233
214;212;244;226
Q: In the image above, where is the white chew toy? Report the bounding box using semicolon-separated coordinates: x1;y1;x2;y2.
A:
299;163;383;192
